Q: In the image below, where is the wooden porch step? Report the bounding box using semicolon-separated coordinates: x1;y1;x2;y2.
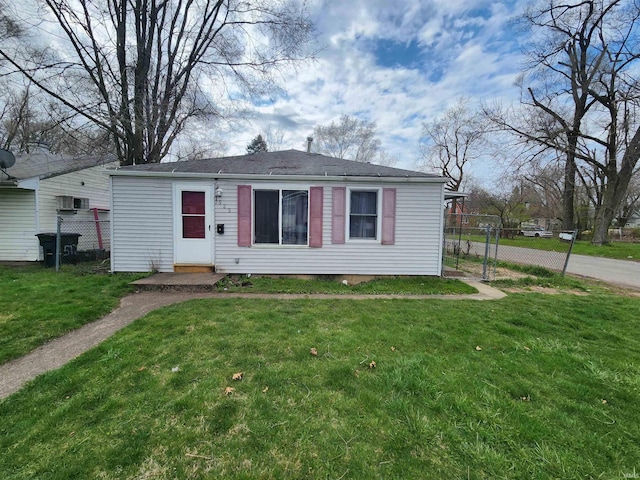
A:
173;264;215;273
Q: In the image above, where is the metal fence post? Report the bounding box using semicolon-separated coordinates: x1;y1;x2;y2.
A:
492;225;501;280
561;229;578;277
482;225;491;280
55;216;62;272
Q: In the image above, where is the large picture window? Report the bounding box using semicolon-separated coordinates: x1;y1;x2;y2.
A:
254;189;308;245
349;190;378;239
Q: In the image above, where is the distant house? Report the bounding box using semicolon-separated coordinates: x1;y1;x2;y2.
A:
0;152;117;261
109;150;449;275
625;210;640;228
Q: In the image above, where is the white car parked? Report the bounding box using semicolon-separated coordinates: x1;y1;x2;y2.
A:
521;226;553;238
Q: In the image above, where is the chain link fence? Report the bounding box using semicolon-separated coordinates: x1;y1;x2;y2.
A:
443;213;577;281
443;214;501;281
38;216;110;269
492;228;577;274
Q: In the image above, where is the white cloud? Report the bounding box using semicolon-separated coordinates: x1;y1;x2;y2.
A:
204;0;530;183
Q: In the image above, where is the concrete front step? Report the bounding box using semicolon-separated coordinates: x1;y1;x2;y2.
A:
131;272;226;292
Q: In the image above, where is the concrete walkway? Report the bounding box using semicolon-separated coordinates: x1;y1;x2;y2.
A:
0;280;505;400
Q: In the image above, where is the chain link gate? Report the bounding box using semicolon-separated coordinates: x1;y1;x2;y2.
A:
442;213;501;281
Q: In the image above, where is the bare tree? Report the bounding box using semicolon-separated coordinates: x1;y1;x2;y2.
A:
375;149;398;167
420;97;487;192
616;172;640;226
0;1;22;42
466;183;531;230
0;0;315;165
0;84;112;155
486;0;640;244
312;115;381;162
519;159;564;225
0;86;32;151
264;124;292;151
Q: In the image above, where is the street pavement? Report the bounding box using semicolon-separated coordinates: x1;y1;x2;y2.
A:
470;242;639;289
565;253;639;289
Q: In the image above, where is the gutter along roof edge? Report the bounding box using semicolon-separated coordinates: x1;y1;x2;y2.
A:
107;170;449;184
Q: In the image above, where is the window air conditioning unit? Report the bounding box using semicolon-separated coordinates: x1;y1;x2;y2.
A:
56;196;90;211
73;197;90;209
57;196;74;211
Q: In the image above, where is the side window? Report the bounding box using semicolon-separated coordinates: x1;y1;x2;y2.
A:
349;190;378;239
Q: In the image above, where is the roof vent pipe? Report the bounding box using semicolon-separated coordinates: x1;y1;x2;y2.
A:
306;136;313;153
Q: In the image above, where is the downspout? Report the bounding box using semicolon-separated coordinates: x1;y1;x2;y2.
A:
34;180;41;260
109;175;115;273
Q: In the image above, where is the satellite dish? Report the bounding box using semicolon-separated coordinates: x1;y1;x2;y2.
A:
0;149;16;169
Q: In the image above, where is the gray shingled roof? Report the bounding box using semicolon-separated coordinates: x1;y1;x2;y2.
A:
0;151;115;183
114;150;440;178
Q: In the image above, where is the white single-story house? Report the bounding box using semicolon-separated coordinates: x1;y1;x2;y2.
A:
109;150;449;275
0;152;116;261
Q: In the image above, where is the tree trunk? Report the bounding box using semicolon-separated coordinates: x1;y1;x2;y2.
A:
591;202;614;245
592;126;640;244
562;148;577;230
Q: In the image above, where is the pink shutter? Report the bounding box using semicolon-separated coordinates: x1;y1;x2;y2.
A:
237;185;252;246
381;188;396;245
332;187;346;244
309;187;323;248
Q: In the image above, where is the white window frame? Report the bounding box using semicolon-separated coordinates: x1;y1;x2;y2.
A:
252;187;310;247
346;187;382;243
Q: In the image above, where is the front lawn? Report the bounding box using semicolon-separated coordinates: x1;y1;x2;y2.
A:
217;275;478;295
0;264;145;364
2;291;639;478
0;267;474;366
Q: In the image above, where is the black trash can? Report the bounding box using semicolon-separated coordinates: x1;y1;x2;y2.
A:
36;233;82;267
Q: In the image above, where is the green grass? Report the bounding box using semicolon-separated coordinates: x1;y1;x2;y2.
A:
461;234;640;260
2;290;639;479
217;275;477;295
0;263;145;364
569;240;640;259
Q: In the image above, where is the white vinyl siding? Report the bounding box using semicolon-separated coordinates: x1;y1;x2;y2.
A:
215;179;443;276
0;189;39;261
111;176;174;272
110;175;444;275
37;164;113;227
0;163;115;262
37;163;115;252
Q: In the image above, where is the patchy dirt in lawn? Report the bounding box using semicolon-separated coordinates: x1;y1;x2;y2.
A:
449;262;531;281
501;286;590;295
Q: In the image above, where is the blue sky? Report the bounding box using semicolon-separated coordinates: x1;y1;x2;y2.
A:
7;0;529;183
223;0;529;183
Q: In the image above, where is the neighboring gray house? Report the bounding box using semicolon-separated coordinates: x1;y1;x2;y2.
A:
0;152;116;261
109;150;448;275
